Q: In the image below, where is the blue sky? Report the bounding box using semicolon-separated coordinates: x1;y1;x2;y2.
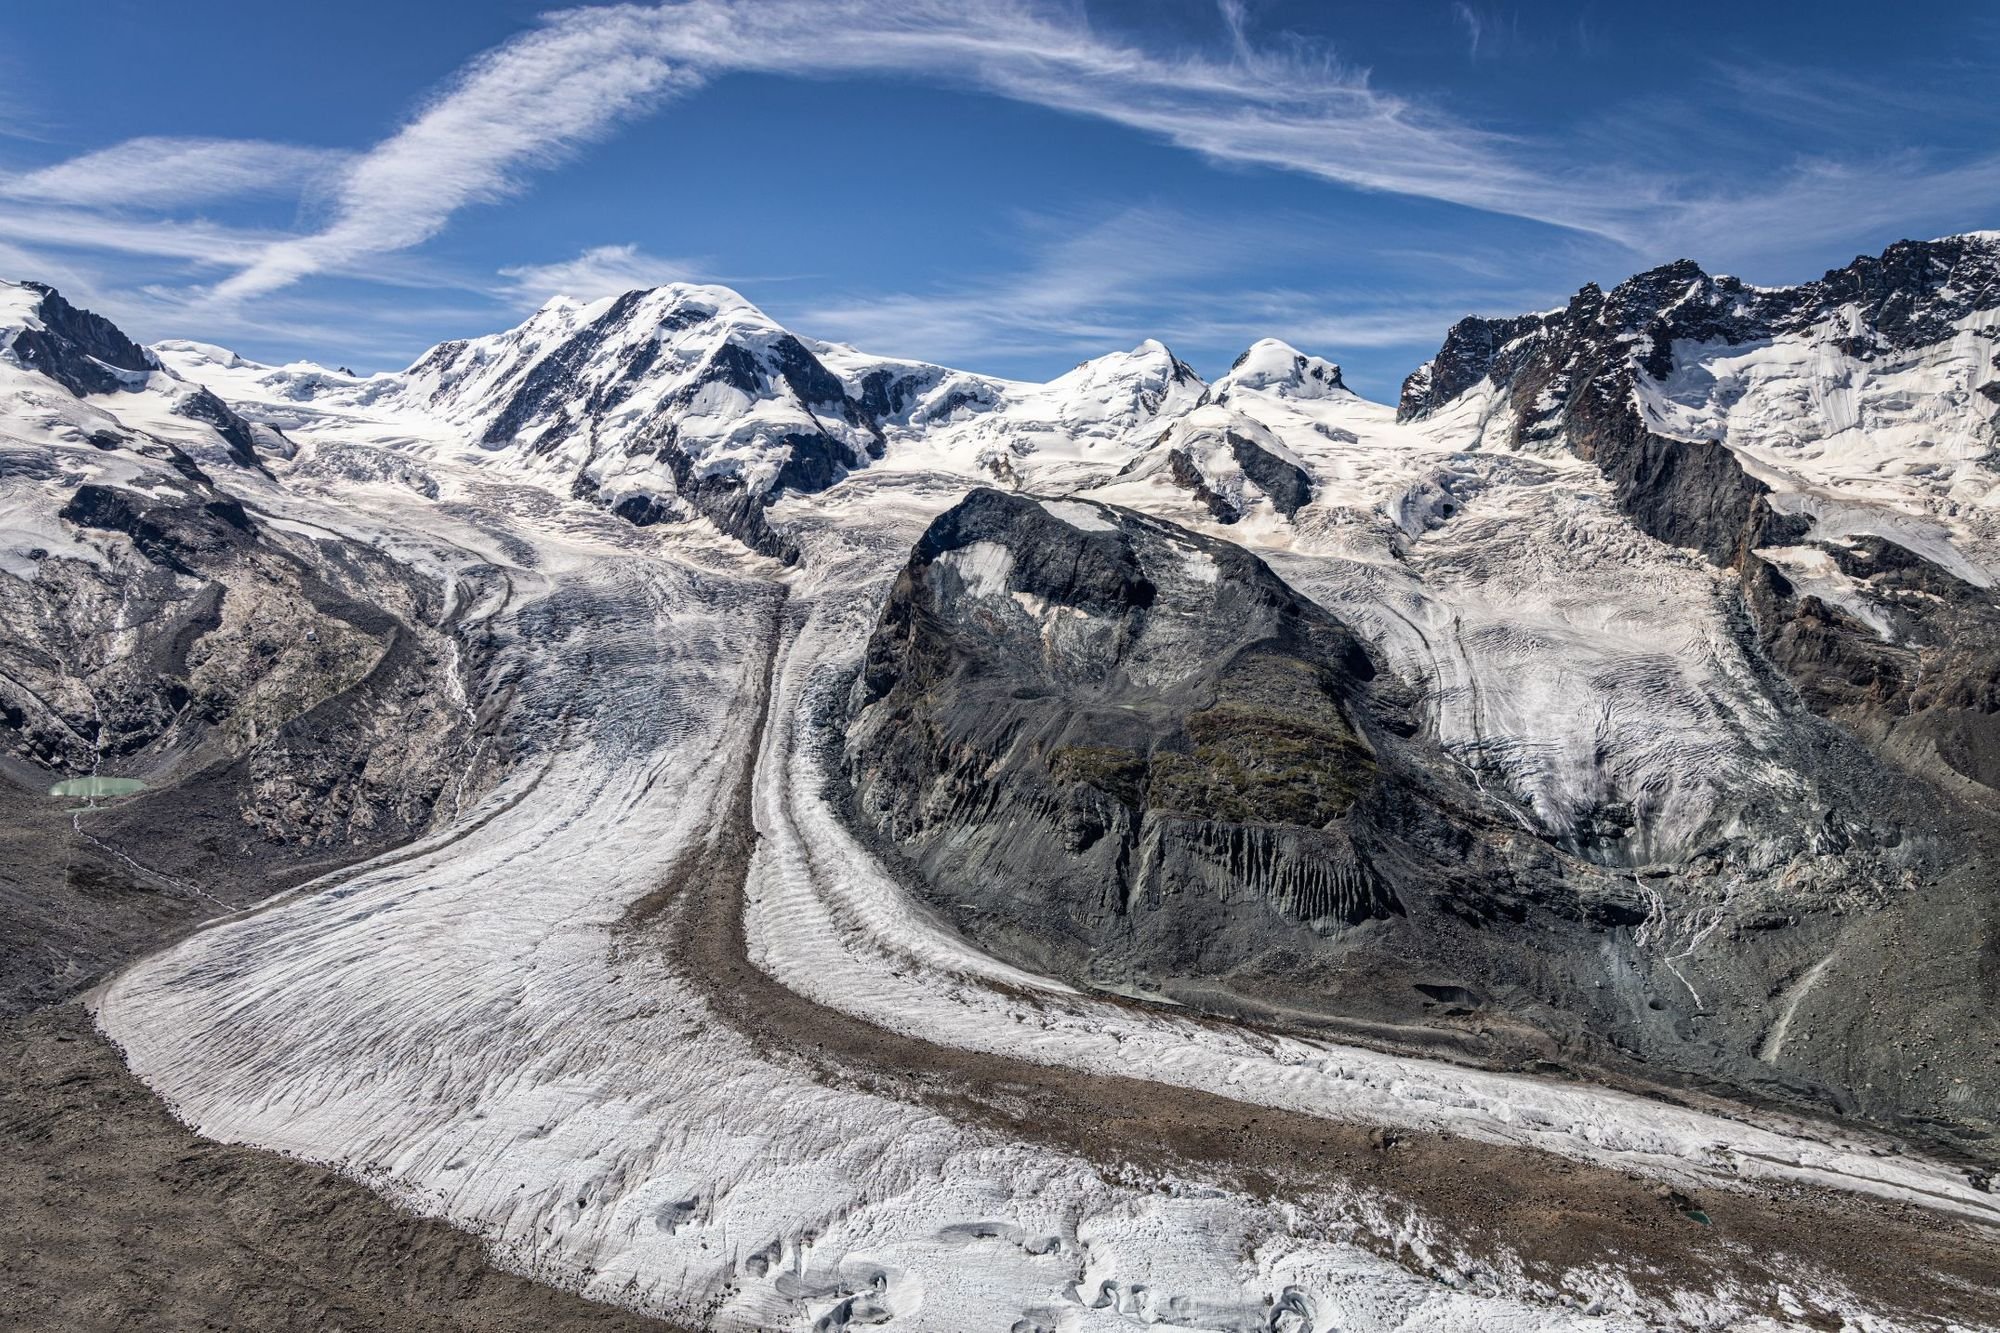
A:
3;1;1997;397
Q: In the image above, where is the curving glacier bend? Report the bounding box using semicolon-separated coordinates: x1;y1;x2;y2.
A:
4;237;1997;1329
89;463;1992;1332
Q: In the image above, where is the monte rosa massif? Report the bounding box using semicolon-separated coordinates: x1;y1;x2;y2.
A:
2;233;1999;1331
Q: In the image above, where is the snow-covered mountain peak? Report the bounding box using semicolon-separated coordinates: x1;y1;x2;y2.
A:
1210;337;1348;404
1036;337;1205;427
0;279;159;397
126;231;1999;568
373;280;884;557
151;339;252;372
420;282;815;400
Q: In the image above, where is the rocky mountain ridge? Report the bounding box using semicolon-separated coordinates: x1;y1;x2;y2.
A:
1398;235;2000;805
0;279;497;1012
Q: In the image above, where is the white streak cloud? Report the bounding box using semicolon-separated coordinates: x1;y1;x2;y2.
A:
193;0;1625;303
209;8;707;301
498;243;698;304
11;0;2000;366
0;137;348;208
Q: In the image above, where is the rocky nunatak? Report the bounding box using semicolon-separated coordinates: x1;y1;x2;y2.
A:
848;491;1584;1032
843;489;1999;1160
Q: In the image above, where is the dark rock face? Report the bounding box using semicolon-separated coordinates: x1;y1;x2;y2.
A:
1225;430;1312;519
1165;447;1236;523
655;448;798;564
173;385;276;474
853;366;921;421
21;466;490;824
1396;312;1548;421
4;283;155;398
1746;536;2000;793
850;364;1004;427
844;492;1648;1016
846;490;1412;989
59;481;255;577
1153;425;1314;524
638;335;883;560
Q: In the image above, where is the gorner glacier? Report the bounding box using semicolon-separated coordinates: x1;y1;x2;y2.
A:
4;234;2000;1331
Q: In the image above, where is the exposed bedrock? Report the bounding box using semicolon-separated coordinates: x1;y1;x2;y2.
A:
845;489;1413;968
3;281;156;397
1385;244;2000;1151
845;489;2000;1163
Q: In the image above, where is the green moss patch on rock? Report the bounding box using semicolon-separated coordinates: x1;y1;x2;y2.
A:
1150;700;1375;828
1047;652;1377;828
1048;744;1150;809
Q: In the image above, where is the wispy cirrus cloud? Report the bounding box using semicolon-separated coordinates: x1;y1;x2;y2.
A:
142;0;2000;306
188;0;1593;306
0;204;285;267
1663;151;2000;267
497;243;700;305
0;136;348;209
210;9;705;301
10;0;1610;323
1451;4;1491;59
7;0;1998;369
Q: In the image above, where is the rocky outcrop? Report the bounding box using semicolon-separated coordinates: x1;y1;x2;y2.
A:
1399;235;2000;804
1399;237;2000;426
845;491;1419;987
1396;312;1549;421
172;385;277;475
1123;408;1315;524
3;473;499;1008
0;287;506;1011
1746;536;2000;793
58;477;256;577
1;282;155;398
846;492;1585;1017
